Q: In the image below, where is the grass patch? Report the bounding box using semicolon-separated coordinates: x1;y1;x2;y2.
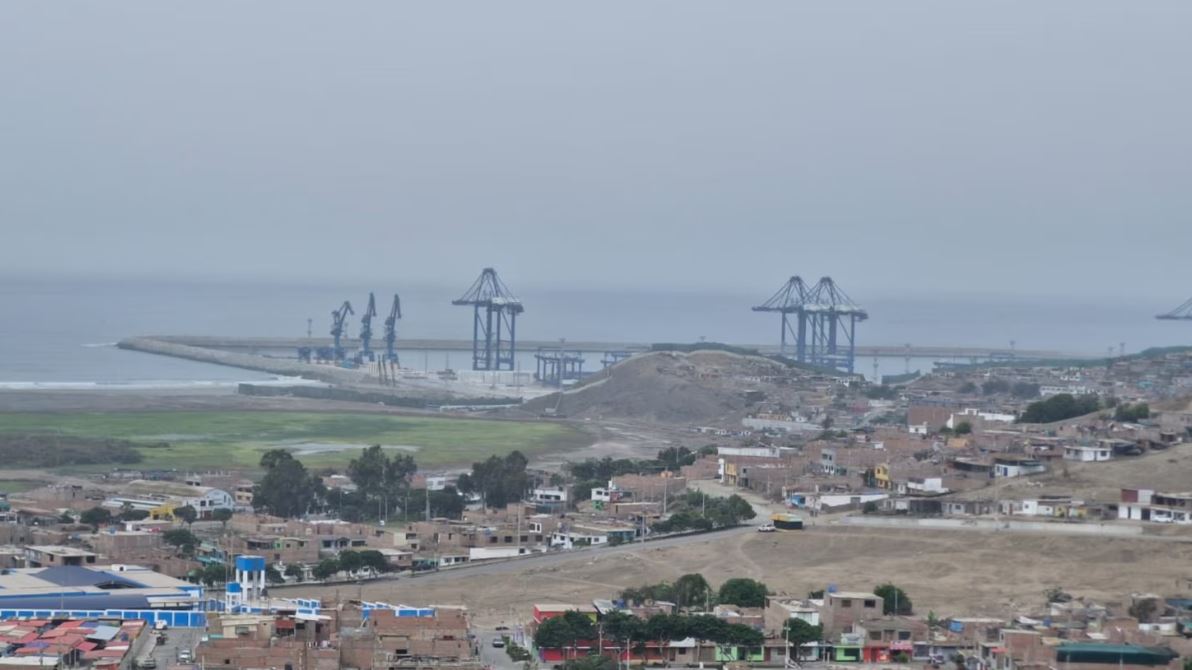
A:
0;479;43;494
0;412;590;472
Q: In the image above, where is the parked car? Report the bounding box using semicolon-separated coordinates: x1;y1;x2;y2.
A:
134;659;157;669
177;649;193;663
491;639;506;648
757;524;776;533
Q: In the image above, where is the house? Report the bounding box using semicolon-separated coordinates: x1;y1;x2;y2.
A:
764;596;821;635
854;616;929;663
23;545;97;568
103;480;234;520
1119;489;1192;524
821;591;882;636
992;456;1046;478
1063;445;1112;462
908;406;953;435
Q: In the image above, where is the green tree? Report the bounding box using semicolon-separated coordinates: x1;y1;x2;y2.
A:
717;578;769;608
357;549;392;574
1019;394;1100;424
162;528;199;555
874;584;912;615
337;550;365;574
348;445;389;499
119;508;149;522
173;505;198;526
783;619;822;658
211;508;233;531
265;566;285;585
199;564;226;586
954;421;973;435
312;558;340;580
673;573;712;609
79;506;112;530
254;450;325;518
467;451;530;509
284;564;304;581
562;657;616;670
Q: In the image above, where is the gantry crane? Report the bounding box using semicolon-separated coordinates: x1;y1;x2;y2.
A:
383;294;402;365
329;300;354;361
357;293;378;362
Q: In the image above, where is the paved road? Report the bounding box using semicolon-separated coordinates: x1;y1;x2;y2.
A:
144;627;201;667
476;629;525;670
406;525;754;586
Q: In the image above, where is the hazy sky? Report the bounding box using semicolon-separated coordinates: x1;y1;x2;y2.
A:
2;2;1190;300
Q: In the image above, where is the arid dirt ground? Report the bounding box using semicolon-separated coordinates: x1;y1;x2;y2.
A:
292;525;1192;625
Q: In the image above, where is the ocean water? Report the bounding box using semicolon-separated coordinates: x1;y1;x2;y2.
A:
0;276;1189;386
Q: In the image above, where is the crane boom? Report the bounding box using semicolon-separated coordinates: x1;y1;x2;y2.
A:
330;300;354;360
384;293;402;364
358;292;378;361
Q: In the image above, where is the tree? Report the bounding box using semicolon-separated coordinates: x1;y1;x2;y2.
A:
211;508;233;531
783;619;822;657
254;450;325;518
874;584;912;615
358;549;392;574
657;447;697;471
199;564;226;587
562;657;616;670
79;506;112;530
265;566;285;585
120;508;149;522
717;578;769;608
338;550;365;574
673;573;712;609
468;451;530;509
284;564;304;581
1128;598;1159;623
533;611;596;659
163;528;199;555
1115;403;1151;422
1018;394;1100;424
954;421;973;435
312;558;340;580
173;505;197;526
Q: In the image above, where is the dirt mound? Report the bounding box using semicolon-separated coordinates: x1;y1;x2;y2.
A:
524;350;807;425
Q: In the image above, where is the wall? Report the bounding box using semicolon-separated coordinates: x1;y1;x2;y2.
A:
839;516;1142;537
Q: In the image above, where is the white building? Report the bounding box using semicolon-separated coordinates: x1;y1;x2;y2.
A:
103;480;234;519
717;445;781;458
1063;445;1112;462
528;487;568;505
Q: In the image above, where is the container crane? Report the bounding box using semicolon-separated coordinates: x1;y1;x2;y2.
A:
383;293;402;365
357;293;378;362
329;300;354;361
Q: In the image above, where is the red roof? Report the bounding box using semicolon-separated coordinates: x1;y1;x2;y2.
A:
77;641;98;652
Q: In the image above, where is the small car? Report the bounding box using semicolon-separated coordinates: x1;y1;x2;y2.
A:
491;639;506;648
756;524;776;533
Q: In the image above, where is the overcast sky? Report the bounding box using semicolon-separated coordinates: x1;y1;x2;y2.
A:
2;2;1190;300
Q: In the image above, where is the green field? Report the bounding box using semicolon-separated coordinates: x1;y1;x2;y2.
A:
0;412;589;472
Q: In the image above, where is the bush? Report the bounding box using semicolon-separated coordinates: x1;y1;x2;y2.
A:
1018;394;1100;424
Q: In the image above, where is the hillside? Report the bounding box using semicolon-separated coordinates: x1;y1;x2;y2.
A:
949;441;1192;502
523;350;821;426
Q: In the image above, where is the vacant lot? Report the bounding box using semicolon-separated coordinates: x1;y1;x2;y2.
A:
293;525;1192;624
0;411;590;471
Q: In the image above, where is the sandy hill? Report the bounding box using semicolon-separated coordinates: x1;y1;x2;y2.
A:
523;350;820;426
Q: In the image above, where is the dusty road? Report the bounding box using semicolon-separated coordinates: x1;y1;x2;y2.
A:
289;520;1192;626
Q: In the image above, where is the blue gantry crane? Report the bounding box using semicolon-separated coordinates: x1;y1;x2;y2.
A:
383;293;402;365
357;293;378;363
329;300;354;361
452;268;524;371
